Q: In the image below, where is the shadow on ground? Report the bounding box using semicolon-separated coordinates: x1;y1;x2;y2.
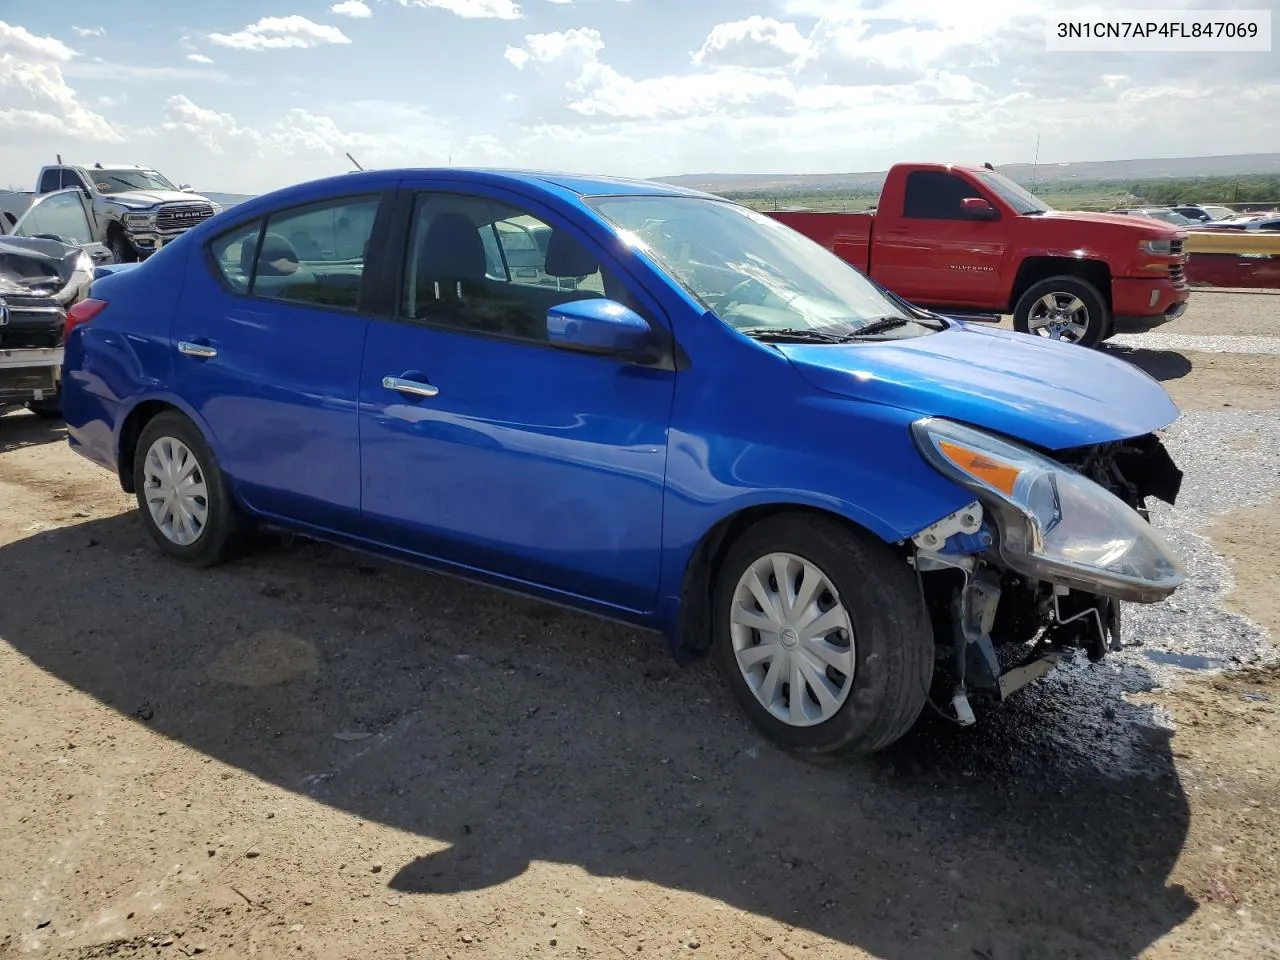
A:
0;410;64;453
0;515;1198;960
1105;345;1194;383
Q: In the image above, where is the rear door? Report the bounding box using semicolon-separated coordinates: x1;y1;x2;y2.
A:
871;169;1008;307
356;182;676;614
172;187;393;531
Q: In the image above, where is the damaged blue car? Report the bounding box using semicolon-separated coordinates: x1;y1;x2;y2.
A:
59;168;1187;757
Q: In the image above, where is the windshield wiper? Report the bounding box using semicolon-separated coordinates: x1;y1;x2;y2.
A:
737;327;855;344
849;316;915;337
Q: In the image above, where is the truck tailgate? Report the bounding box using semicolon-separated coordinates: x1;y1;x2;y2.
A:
768;211;875;272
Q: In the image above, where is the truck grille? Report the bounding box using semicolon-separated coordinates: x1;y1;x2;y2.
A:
155;203;215;233
1169;238;1187;286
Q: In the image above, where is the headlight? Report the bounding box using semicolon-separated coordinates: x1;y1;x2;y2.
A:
1140;238;1173;255
911;417;1185;602
123;212;156;229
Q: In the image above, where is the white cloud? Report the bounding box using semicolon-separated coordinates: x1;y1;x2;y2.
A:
0;20;121;143
186;53;214;64
505;27;604;69
331;0;373;17
392;0;522;18
209;16;352;51
693;17;808;69
72;25;105;37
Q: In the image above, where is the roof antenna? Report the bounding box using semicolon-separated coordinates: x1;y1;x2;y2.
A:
346;152;364;171
983;161;994;170
56;153;63;164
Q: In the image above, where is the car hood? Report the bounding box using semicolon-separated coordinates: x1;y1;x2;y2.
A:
777;321;1180;451
107;190;211;208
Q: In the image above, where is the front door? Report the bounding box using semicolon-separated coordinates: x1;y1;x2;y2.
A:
872;169;1008;308
172;189;390;530
357;184;675;614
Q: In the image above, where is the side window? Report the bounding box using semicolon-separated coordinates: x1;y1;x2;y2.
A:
903;171;984;220
208;219;264;294
15;192;93;244
403;192;630;343
38;169;62;194
61;170;90;194
248;195;381;310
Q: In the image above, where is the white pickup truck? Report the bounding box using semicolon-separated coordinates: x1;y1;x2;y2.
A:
33;161;222;262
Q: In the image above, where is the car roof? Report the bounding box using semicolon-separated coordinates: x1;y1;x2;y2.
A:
302;167;716;200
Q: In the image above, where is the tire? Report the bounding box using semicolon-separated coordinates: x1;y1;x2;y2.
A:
25;399;63;419
132;411;249;567
712;513;933;759
1012;276;1109;348
108;231;138;264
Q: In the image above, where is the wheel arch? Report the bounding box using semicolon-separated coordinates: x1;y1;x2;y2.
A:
115;394;222;494
671;501;909;662
1009;256;1113;313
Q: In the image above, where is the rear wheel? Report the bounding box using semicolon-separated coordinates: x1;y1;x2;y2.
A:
132;411;249;567
712;513;933;758
1012;276;1109;348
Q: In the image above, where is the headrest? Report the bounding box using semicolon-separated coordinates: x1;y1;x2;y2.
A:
419;212;486;280
544;229;599;278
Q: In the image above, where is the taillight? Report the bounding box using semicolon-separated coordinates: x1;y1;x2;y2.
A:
65;298;108;340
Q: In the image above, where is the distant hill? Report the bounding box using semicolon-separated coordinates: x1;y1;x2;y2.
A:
657;153;1280;195
204;191;255;209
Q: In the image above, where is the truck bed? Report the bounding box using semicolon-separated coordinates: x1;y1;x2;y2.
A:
768;211;874;272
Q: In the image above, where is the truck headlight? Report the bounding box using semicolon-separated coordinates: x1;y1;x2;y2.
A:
1140;238;1174;255
123;212;156;229
911;417;1185;603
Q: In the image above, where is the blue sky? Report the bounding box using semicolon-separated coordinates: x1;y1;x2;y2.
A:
2;0;1277;194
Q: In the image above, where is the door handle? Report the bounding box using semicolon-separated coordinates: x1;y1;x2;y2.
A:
382;376;439;398
177;341;217;358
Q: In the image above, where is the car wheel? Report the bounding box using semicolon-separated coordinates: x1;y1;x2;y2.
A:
712;513;933;758
1012;276;1109;348
132;411;249;567
108;232;138;264
25;399;63;419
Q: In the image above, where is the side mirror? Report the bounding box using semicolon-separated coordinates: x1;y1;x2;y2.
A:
961;197;998;220
179;184;195;192
546;298;655;359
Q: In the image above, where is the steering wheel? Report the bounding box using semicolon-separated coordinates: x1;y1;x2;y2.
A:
715;276;771;316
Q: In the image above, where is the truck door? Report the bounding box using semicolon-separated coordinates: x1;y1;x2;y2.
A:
871;170;1007;309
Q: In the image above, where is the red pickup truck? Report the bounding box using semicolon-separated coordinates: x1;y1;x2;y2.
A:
769;162;1190;347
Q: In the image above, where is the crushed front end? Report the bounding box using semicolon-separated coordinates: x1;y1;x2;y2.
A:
906;418;1185;725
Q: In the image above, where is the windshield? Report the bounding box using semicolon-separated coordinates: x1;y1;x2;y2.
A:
89;169;178;194
972;171;1050;215
585;194;929;339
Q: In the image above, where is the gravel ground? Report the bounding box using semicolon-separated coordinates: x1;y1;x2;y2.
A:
1;290;1278;960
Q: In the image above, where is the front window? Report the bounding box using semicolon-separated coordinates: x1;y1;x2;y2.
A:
89;169;179;194
972;171;1050;215
586;194;936;341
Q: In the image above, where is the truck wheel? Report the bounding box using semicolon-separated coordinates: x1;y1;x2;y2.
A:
1012;276;1109;348
25;399;63;420
712;513;933;759
108;231;138;264
132;411;250;567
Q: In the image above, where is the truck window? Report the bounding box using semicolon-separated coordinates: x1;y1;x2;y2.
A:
902;171;984;220
38;169;62;194
60;169;90;194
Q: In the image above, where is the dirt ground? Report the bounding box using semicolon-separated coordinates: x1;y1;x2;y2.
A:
2;291;1279;960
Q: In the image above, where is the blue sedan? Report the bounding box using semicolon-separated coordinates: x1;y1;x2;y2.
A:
60;168;1187;757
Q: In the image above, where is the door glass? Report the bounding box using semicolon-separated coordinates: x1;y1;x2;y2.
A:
402;191;627;343
208;219;264;293
14;192;93;244
903;171;985;220
248;195;381;310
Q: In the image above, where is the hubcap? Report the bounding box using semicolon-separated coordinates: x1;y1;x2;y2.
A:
142;436;209;546
1027;292;1090;342
728;552;855;727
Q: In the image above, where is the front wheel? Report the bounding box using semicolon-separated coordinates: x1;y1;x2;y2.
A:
108;231;139;264
712;513;934;759
1012;276;1109;348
